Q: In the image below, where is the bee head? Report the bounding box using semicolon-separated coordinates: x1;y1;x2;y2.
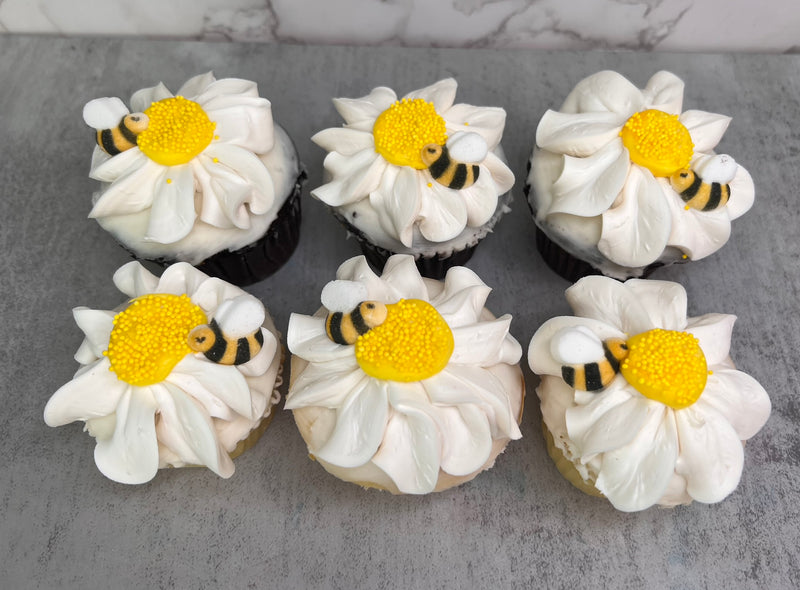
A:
123;112;150;135
420;144;443;167
358;301;388;328
605;338;630;363
669;168;695;192
187;325;216;353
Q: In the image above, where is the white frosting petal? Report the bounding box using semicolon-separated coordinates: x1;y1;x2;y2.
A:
599;165;673;267
43;358;127;426
559;70;645;116
90;147;148;182
202;143;276;215
416;182;469;243
381;255;428;300
145;164;196;243
621;278;689;331
724;164;756;220
680;110;732;153
285;366;368;410
112;260;160;298
664;189;732;260
595;403;678;512
372;382;443;494
457;162;503;228
566;276;657;336
173;355;253;419
696;369;771;440
93;388;160;485
373;165;422;247
153;383;235;478
202;95;274;153
72;307;114;361
130;81;173;112
89;159;160;217
404;78;457;113
444;104;506;150
567;389;646;456
175;72;217;98
685;313;736;366
536;110;626;158
314;379;389;468
450;315;522;366
333;86;397;126
641;71;685;115
674;404;744;503
481;151;515;195
313;150;385;207
311;127;375;156
550;140;628;217
438;405;493;476
286;314;357;364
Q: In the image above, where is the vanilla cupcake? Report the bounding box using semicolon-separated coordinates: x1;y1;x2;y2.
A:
311;79;515;279
527;70;754;281
528;276;770;511
44;262;282;484
286;255;524;494
83;72;304;286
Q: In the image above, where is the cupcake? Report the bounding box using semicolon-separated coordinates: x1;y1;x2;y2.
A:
528;276;771;511
286;254;524;494
44;261;282;484
83;72;305;286
526;70;754;281
311;78;515;279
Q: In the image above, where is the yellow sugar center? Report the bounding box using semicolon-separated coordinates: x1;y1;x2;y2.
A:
105;294;207;386
355;299;454;382
620;328;708;409
137;97;216;166
372;98;447;169
620;109;694;177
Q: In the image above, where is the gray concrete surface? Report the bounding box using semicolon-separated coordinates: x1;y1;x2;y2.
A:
1;35;798;589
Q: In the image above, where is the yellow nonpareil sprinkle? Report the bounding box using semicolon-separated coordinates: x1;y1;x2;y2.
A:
355;299;453;382
620;109;694;177
138;96;216;166
373;98;447;169
104;294;207;386
620;328;707;409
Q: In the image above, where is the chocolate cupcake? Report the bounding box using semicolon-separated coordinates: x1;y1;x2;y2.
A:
526;70;754;281
83;72;304;286
311;78;515;279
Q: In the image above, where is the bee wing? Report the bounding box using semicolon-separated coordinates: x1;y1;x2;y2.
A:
321;280;369;312
213;295;265;338
446;131;488;163
83;97;130;130
695;154;738;184
550;326;605;364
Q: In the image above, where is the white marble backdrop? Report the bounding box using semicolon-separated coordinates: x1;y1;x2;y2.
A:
0;0;797;53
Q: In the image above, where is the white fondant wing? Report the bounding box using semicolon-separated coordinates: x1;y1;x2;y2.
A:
550;326;605;364
446;131;488;163
83;97;129;129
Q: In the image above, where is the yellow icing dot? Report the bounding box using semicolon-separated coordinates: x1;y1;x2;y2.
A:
620;328;707;409
212;157;219;163
372;98;447;169
166;178;172;184
355;299;453;382
104;294;207;386
138;97;216;166
619;109;694;177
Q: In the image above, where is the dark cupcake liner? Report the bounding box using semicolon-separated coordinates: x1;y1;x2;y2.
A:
330;210;477;280
525;182;677;283
195;172;306;286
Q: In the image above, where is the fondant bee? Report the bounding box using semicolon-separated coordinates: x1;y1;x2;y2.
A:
83;97;149;156
325;301;388;345
187;295;265;365
421;131;488;190
320;279;388;345
669;154;738;212
551;326;629;392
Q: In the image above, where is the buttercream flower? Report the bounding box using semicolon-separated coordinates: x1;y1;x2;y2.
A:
533;70;754;268
84;72;278;245
44;262;281;484
311;79;515;248
528;276;770;511
286;255;524;494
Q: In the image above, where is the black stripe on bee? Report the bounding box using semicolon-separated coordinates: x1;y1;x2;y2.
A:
428;149;451;179
349;305;370;336
561;339;629;392
326;312;346;345
681;172;703;198
203;320;230;363
425;146;480;190
118;118;139;145
99;129;122;156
